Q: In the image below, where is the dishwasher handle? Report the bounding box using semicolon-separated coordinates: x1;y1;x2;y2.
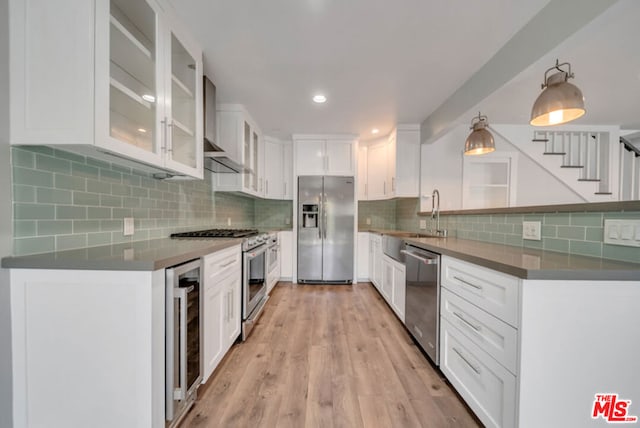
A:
401;249;439;265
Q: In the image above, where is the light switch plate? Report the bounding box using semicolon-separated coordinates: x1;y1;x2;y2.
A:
419;220;427;230
522;221;541;241
366;218;371;225
604;219;640;247
123;217;134;236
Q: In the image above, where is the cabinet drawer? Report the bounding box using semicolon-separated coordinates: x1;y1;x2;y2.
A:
203;245;241;287
441;288;517;374
441;256;519;327
440;318;516;428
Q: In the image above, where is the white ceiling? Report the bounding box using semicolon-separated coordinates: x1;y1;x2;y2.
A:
169;0;551;141
461;0;640;131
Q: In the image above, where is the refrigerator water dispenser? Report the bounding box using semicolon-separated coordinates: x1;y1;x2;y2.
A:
302;204;318;228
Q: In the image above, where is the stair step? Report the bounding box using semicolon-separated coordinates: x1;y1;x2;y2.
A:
532;138;549;142
543;152;566;155
577;178;601;182
595;192;613;195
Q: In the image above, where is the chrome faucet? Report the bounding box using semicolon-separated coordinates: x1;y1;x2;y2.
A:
431;189;447;237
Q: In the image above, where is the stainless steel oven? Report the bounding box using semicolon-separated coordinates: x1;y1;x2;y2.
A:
242;238;269;340
165;258;202;428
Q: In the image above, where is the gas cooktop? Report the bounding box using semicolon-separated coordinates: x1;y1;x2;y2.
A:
170;228;259;238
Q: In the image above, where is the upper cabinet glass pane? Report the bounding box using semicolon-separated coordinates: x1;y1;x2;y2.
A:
169;33;197;168
109;0;157;152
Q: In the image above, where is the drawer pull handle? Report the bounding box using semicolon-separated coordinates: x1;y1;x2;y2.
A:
453;312;482;332
220;259;236;268
453;347;481;375
453;276;483;290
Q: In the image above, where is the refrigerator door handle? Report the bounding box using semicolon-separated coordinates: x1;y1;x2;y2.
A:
323;193;328;239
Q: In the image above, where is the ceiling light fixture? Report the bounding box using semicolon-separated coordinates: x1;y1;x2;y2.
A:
312;94;327;104
464;113;495;156
137;128;147;133
142;94;156;103
530;59;585;126
371;128;379;134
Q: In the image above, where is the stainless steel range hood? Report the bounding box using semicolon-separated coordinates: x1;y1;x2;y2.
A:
202;76;246;173
203;146;246;173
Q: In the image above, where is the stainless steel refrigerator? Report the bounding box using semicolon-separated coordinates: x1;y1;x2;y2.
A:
298;176;354;283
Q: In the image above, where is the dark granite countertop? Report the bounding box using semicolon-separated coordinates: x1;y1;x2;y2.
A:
1;238;242;271
361;229;640;281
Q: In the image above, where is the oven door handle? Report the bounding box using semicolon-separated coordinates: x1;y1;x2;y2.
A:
246;244;268;259
173;287;188;401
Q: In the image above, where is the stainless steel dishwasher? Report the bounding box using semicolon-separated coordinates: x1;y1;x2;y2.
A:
401;244;441;365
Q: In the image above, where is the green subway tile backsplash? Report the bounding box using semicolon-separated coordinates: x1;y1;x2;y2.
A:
391;197;640;264
10;147;260;255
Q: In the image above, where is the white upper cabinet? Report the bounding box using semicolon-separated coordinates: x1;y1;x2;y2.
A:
263;137;284;199
360;125;420;200
294;135;357;176
10;0;203;179
213;104;263;196
357;145;368;199
283;141;293;199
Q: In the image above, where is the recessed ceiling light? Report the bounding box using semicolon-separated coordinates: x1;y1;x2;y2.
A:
371;128;379;134
137;128;147;133
312;94;327;104
142;94;156;103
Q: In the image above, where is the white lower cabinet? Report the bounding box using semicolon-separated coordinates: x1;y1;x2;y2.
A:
202;245;241;383
357;232;370;281
440;255;518;428
370;234;383;290
381;253;405;322
441;317;516;428
278;231;293;280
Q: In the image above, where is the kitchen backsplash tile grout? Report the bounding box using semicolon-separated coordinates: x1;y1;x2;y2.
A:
10;147;292;256
366;197;640;264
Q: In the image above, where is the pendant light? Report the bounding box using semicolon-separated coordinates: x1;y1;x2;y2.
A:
530;59;585;126
464;113;495;156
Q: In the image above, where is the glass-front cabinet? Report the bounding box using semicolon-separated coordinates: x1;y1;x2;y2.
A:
8;0;203;179
100;0;203;178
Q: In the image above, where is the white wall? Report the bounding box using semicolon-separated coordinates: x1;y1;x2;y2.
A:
0;0;13;425
420;125;466;211
420;123;584;211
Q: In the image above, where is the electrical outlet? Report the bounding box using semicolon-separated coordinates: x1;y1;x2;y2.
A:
522;221;541;241
227;217;231;226
285;217;291;225
123;217;134;236
366;218;371;225
604;219;640;247
419;220;427;230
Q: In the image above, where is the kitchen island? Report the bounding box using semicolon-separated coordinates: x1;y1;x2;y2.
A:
362;230;640;428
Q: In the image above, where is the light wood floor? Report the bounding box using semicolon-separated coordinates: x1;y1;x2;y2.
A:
182;282;481;428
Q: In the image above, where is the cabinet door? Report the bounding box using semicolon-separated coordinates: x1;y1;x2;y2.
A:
252;129;260;193
387;133;397;196
202;283;224;382
357;145;368;200
283;142;293;199
264;139;284;199
10;0;94;144
97;0;165;165
325;140;354;175
164;27;203;178
296;140;325;175
279;231;293;279
381;256;393;302
373;239;383;288
357;232;370;281
367;142;388;199
224;275;242;347
392;262;405;323
394;127;420;197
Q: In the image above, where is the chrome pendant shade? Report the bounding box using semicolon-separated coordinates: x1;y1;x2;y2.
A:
530;60;585;126
464;113;495;156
